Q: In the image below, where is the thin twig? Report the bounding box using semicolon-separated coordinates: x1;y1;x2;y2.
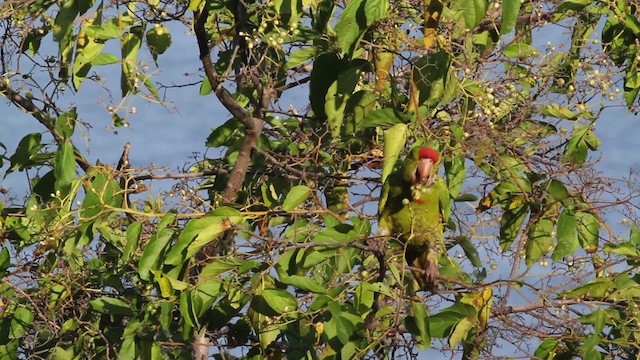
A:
0;83;92;171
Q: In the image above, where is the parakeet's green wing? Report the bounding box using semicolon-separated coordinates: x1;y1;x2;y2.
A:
437;178;451;225
378;160;408;234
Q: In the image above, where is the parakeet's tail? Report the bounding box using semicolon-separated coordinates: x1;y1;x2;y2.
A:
406;246;439;291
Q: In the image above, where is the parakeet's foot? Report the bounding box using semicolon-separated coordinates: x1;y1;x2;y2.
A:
425;261;439;290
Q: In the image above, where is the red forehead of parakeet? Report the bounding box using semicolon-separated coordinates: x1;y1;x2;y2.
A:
418;147;439;163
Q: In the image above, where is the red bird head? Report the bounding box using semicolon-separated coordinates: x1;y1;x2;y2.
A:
413;147;439;186
419;147;439;164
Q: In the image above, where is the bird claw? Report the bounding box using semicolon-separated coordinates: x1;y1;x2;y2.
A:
425;261;439;290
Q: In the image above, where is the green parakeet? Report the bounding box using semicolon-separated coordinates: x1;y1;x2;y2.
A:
378;146;450;290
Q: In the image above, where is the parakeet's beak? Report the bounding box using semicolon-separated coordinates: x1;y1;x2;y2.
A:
416;158;434;185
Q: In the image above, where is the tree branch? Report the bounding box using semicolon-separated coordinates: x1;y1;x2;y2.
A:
493;298;614;317
193;7;249;127
474;10;555;34
194;7;264;203
0;82;92;172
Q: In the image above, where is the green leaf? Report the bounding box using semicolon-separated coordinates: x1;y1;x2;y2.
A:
630;223;640;246
534;338;558;359
605;241;640;258
112;112;124;127
333;0;366;55
358;108;405;129
340;342;357;359
313;224;360;244
9;133;45;172
261;288;297;314
500;0;521;34
164;208;243;265
381;123;408;184
503;43;539;58
73;19;107;90
238;260;261;274
428;303;476;338
0;247;10;276
83;22;121;40
547;180;570;201
445;154;466;198
540;104;580;120
623;12;640;33
324;304;357;345
52;1;80;42
157;273;175;298
561;278;612;299
55;108;77;139
206;118;242;147
410;301;430;346
456;0;488;29
363;0;388;25
121;25;143;96
346;90;377;132
199;258;245;281
624;60;640;108
310;53;341;120
455;236;482;267
81;171;123;219
54;141;76;195
526;212;553;267
282;185;312;211
285;46;317;69
193;280;222;317
272;0;303;26
583;128;600;150
138;227;174;281
577;334;602;359
9;307;34;339
578;309;606;333
140;74;160;100
185;217;237;260
563;124;594;164
455;193;479;202
146;24;172;63
188;0;206;11
354;282;375;313
576;211;599;253
499;203;529;251
89;297;135;316
53;347;75;360
200;76;212;95
552;209;579;262
301;247;336;268
413;51;452;107
179;291;198;328
20;29;46;56
448;317;474;348
324;61;367;138
556;0;591;13
279;274;327;293
121;221;141;265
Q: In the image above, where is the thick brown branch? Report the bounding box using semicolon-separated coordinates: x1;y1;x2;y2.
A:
194;8;264;203
194;8;249;126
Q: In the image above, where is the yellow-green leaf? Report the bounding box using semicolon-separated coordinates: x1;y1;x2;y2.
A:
282;185;312;211
552;209;579;262
382;123;408;184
